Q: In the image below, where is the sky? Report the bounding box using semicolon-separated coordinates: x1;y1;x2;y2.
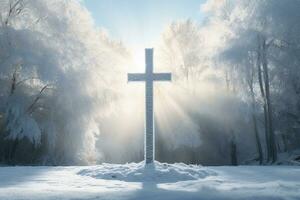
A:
81;0;206;50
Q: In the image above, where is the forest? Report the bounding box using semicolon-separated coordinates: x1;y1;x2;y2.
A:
0;0;300;166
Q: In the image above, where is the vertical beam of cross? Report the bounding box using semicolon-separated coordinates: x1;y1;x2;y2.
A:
128;48;171;164
145;49;154;164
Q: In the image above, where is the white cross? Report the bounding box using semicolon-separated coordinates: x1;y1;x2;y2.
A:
128;48;172;164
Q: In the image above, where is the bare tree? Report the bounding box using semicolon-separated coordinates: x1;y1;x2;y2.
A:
257;35;277;163
247;53;263;164
3;0;25;26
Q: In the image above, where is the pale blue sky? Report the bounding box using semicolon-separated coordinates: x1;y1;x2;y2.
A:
81;0;206;49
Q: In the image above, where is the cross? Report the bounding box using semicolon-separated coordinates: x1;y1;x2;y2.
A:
128;48;172;164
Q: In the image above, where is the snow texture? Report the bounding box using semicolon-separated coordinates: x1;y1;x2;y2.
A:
78;161;215;182
0;162;299;200
5;102;41;146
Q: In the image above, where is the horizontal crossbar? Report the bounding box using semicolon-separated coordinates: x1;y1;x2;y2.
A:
153;73;171;81
128;73;172;82
128;73;146;81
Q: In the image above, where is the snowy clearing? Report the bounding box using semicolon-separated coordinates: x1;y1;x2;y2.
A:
0;162;299;200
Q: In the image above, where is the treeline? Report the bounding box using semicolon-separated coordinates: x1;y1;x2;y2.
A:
154;0;300;165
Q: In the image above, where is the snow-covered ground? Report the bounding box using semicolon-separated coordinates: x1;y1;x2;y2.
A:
0;162;299;200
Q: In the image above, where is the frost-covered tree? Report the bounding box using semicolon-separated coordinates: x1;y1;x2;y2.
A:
151;0;300;165
156;18;255;165
160;20;207;85
202;0;300;164
0;0;128;165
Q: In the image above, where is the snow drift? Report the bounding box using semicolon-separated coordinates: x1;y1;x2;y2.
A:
78;161;216;182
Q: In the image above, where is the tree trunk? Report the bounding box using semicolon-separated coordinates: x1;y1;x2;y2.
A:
230;139;238;166
257;37;270;162
230;133;238;166
261;38;277;163
249;58;263;164
250;87;263;164
8;139;19;164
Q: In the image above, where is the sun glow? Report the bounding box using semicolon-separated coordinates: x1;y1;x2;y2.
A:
131;47;145;72
98;42;217;163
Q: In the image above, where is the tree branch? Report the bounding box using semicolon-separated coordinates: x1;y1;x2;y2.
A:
27;84;53;114
16;77;40;86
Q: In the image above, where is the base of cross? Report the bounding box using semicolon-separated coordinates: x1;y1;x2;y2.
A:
146;160;153;164
145;157;154;164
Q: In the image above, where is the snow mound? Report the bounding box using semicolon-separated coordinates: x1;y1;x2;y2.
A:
78;161;216;182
